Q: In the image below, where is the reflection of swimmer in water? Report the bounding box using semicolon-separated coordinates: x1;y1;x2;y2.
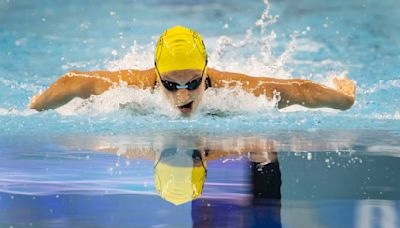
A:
30;26;356;115
97;138;282;226
95;136;280;205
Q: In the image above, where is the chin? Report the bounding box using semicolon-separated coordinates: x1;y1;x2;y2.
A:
177;100;198;116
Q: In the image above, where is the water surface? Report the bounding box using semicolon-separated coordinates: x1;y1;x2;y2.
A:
0;0;399;227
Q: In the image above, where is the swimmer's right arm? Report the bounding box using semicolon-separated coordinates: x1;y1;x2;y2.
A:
207;68;356;110
29;69;156;111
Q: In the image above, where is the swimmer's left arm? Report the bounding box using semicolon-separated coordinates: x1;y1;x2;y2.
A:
29;69;156;111
207;68;356;110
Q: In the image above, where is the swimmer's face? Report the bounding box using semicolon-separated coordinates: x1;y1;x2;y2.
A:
158;69;206;116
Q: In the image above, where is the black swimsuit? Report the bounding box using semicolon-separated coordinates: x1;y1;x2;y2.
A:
205;77;212;90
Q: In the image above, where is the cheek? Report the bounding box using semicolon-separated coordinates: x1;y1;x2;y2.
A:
162;89;177;102
190;82;206;99
189;90;200;100
191;90;205;106
193;86;204;98
169;93;180;103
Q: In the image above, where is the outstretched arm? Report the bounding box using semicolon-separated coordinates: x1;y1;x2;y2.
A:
207;68;355;110
29;69;156;111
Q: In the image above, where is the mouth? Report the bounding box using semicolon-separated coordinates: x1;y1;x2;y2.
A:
177;101;194;114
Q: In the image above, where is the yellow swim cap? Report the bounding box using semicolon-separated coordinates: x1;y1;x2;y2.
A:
154;26;207;75
154;162;206;205
154;149;207;205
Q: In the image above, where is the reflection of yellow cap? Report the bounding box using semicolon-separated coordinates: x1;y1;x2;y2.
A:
154;26;207;75
154;160;206;205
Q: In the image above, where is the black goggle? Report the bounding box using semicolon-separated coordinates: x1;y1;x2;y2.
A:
160;77;202;91
155;61;207;91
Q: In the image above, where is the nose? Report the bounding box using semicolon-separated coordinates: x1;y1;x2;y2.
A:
175;89;191;105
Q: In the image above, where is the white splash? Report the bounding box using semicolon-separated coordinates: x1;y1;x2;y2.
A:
53;85;279;118
278;105;340;113
206;0;294;78
106;41;155;71
55;86;179;118
199;87;277;116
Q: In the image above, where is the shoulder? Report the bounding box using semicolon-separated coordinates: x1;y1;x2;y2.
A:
206;68;261;88
118;68;157;88
67;68;157;89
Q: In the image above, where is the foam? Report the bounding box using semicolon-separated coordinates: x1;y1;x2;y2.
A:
55;86;179;118
53;85;278;118
199;87;277;116
278;105;340;113
105;41;155;71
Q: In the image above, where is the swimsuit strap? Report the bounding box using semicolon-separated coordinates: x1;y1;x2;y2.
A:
205;76;212;90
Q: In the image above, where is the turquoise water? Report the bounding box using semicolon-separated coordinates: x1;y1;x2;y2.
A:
1;0;400;227
0;0;399;133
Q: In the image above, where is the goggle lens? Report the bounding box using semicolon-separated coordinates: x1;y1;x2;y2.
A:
160;77;202;91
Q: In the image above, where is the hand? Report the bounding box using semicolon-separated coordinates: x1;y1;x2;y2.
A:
29;94;39;109
333;77;356;97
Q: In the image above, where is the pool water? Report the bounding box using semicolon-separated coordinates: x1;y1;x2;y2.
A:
1;132;399;227
0;0;399;227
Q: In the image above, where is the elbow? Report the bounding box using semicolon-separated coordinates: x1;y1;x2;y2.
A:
338;95;355;110
29;94;51;111
29;100;41;111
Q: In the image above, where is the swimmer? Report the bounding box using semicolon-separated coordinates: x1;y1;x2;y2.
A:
29;26;356;115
